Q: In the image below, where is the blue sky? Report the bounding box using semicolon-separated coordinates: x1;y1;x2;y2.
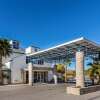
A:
0;0;100;49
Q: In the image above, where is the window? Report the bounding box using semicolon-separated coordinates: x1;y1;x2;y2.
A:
12;41;19;49
34;48;38;52
32;59;44;65
26;56;31;64
38;59;44;65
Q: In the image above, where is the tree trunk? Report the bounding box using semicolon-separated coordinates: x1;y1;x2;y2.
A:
97;75;100;85
0;56;3;85
65;66;67;83
91;79;94;85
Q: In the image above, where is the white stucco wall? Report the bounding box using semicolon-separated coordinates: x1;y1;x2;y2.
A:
10;54;26;83
2;46;54;84
25;46;40;54
2;49;27;84
48;71;53;82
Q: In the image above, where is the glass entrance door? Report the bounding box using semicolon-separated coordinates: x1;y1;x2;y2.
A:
33;71;48;83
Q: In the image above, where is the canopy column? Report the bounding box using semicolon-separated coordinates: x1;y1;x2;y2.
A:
76;51;85;88
28;62;33;86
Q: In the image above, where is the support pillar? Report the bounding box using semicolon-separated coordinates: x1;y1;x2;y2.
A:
23;71;26;84
28;63;33;86
40;72;41;83
33;71;34;83
64;65;67;83
76;51;85;88
53;74;57;85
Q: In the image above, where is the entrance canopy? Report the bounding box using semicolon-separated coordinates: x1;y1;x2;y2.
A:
27;37;100;87
28;37;100;59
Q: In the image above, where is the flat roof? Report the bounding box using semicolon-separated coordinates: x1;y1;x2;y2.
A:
28;37;100;59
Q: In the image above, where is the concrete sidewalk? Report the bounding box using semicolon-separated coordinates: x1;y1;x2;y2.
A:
0;84;100;100
0;84;28;91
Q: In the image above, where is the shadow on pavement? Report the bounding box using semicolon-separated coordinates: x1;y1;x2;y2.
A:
88;95;100;100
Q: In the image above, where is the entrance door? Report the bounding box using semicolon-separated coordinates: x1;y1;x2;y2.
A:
33;71;48;83
41;72;44;83
44;72;48;83
34;71;41;83
26;71;29;84
34;71;38;83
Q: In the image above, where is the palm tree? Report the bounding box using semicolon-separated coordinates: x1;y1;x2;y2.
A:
0;39;12;84
64;57;71;82
56;64;65;74
87;53;100;85
87;63;97;85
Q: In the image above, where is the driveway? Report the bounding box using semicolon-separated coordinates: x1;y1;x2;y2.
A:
0;84;100;100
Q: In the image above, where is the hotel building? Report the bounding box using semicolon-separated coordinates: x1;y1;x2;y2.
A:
2;37;100;86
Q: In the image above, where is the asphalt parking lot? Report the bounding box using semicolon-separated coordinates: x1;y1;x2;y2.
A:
0;84;100;100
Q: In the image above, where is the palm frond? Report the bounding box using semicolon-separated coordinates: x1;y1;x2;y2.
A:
0;39;12;58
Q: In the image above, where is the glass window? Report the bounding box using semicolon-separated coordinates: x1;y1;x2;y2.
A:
32;59;44;65
26;56;31;64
